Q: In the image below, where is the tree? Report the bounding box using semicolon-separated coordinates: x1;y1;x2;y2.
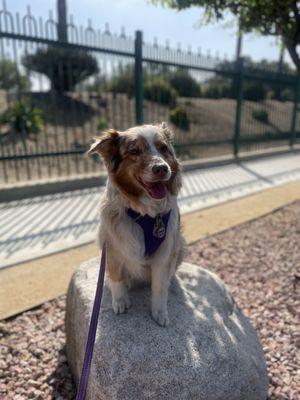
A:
0;59;30;91
152;1;300;71
23;46;98;93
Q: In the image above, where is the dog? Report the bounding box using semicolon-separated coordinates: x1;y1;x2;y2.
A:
88;122;185;326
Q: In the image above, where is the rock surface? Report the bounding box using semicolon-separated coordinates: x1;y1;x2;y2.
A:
65;259;268;400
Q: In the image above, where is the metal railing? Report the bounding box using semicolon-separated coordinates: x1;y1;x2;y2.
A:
0;2;299;184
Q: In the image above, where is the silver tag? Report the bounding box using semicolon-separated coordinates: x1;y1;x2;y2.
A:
153;215;166;238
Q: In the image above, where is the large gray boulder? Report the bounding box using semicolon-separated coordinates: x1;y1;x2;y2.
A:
66;259;268;400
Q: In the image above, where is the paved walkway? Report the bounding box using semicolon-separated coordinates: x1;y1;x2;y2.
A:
1;152;300;268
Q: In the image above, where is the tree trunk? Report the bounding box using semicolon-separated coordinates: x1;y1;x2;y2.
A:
284;39;300;72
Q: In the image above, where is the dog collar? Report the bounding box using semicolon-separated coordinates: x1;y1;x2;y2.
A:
127;208;171;257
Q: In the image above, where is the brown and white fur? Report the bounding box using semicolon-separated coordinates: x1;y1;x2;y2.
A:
88;122;185;327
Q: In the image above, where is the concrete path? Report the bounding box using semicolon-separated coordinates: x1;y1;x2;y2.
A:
2;179;300;320
1;152;300;268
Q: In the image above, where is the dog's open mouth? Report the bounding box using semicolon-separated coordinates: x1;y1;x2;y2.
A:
137;177;167;199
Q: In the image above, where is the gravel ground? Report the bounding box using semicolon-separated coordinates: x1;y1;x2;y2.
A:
1;201;300;399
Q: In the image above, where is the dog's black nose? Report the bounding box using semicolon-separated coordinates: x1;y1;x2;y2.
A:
152;164;168;175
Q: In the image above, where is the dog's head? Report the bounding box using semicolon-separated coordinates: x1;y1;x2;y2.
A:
88;123;181;203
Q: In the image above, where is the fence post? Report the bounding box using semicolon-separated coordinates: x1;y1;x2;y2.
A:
57;0;68;42
135;30;143;125
290;73;300;148
233;57;244;157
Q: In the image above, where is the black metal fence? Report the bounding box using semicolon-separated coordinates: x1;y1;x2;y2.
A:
1;3;300;184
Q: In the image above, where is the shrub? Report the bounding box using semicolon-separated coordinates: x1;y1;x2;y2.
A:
85;76;107;93
169;71;200;97
0;59;30;91
23;46;98;93
203;78;233;99
108;64;135;97
252;109;269;124
2;100;43;137
98;116;108;131
243;82;266;101
169;107;190;130
144;78;177;106
280;88;294;101
266;90;275;99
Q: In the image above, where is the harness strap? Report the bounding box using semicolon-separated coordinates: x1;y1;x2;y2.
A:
127;208;171;256
76;242;106;400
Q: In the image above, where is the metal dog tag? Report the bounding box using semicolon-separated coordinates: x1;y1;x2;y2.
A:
153;214;166;238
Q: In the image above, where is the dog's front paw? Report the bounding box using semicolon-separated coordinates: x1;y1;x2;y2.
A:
151;307;169;327
112;296;131;315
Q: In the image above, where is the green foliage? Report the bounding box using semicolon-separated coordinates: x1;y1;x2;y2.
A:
144;78;178;105
98;116;108;131
252;109;269;123
203;76;267;101
202;57;294;101
169;106;190;130
280;88;294;101
243;81;267;101
106;64;200;100
203;76;233;99
85;76;107;93
108;64;135;97
0;59;30;91
169;70;200;97
151;0;300;70
2;100;43;136
23;46;98;93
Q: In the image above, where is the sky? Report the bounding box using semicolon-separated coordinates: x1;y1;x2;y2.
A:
3;0;291;65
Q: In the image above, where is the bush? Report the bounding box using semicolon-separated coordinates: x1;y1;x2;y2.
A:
2;100;43;137
108;64;135;97
252;109;269;124
23;46;98;93
169;71;200;97
85;76;107;93
169;107;190;130
98;116;108;131
0;59;30;91
243;82;266;101
144;78;177;105
280;88;294;101
203;78;233;99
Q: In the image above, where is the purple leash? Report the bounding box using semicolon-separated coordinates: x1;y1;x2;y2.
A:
75;210;169;399
76;242;106;400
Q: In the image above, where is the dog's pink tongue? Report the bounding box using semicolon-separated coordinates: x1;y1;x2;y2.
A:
146;182;166;199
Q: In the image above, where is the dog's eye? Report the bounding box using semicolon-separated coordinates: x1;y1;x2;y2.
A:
159;144;168;153
129;148;140;156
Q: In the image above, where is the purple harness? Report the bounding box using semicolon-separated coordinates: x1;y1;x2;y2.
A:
76;209;171;399
127;208;171;256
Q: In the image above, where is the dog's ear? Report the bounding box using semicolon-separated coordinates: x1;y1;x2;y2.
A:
160;121;174;143
88;129;121;172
